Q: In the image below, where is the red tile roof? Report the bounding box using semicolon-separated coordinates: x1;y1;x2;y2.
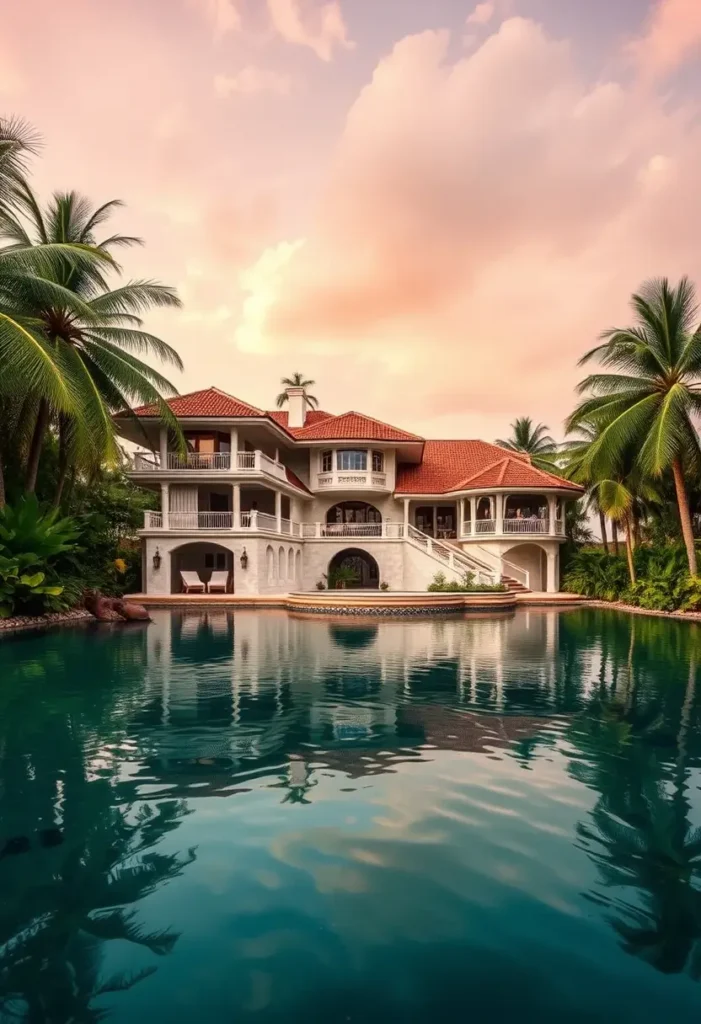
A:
294;411;424;443
267;409;334;435
395;441;582;494
285;467;312;495
131;388;266;419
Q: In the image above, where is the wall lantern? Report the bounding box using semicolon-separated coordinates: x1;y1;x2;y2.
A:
240;548;249;570
152;547;162;571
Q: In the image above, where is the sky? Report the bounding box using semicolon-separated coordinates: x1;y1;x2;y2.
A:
3;0;701;441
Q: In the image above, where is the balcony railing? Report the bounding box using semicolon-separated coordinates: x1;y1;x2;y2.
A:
315;471;389;491
503;518;549;534
461;517;565;538
300;522;404;538
474;519;496;535
143;510;301;535
132;450;288;483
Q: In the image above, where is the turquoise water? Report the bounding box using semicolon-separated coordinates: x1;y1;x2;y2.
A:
2;609;701;1022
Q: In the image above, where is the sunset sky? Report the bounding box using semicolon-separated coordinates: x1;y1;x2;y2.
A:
3;0;701;440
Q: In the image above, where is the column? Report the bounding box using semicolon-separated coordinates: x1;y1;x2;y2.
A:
160;481;169;530
274;447;280;463
546;548;558;593
403;498;410;536
459;498;466;538
230;427;238;470
470;496;477;536
232;483;241;529
275;490;282;533
495;494;504;535
547;494;557;534
367;449;372;478
159;426;168;469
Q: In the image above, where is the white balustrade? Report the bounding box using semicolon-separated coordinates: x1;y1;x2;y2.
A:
474;519;496;534
503;518;549;534
312;471;390;491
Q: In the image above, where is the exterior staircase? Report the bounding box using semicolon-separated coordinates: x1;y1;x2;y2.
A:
500;575;531;594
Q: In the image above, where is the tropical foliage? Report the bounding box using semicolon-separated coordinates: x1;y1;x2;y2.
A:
427;570;507;593
275;372;319;409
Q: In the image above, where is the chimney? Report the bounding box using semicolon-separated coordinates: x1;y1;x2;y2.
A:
286;386;306;428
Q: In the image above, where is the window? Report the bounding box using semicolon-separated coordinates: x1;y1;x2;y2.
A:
321;450;333;473
337;450;367;471
372;450;384;472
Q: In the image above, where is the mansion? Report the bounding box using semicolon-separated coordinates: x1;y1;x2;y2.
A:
116;386;582;596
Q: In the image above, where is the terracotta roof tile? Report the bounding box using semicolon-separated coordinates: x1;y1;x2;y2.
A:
285;467;312;495
395;441;582;494
294;411;424;442
267;410;334;435
132;387;265;418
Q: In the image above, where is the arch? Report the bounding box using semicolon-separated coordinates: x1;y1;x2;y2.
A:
327;548;380;589
503;543;549;592
329;623;378;649
295;549;302;585
266;545;275;584
278;546;285;582
325;501;382;525
170;542;234;594
288;548;295;581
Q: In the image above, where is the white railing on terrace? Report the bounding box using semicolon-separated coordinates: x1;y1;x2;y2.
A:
555;519;565;536
503;518;549;534
301;522;404;539
473;519;497;534
314;471;389;490
132;449;288;482
142;510;301;534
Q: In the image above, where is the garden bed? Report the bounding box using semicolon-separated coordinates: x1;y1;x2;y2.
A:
0;608;94;635
588;600;701;624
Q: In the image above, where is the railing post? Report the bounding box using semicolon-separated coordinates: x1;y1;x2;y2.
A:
159;426;168;470
315;522;321;538
448;552;455;569
144;511;150;529
160;482;169;530
382;519;387;537
427;537;433;554
251;510;258;530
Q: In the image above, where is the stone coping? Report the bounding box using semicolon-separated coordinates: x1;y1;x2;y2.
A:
0;608;94;635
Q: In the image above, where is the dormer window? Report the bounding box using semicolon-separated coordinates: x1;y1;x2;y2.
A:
372;450;384;472
337;450;367;471
321;450;333;473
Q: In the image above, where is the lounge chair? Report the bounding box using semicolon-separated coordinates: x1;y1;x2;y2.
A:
180;571;205;593
208;570;230;593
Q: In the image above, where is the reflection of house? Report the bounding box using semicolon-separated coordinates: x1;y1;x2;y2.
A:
115;385;583;596
135;609;576;797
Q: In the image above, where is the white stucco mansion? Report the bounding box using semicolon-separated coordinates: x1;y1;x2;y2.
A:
116;385;583;596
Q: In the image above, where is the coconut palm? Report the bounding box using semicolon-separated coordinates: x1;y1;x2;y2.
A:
562;417;612;552
568;277;701;575
496;416;558;471
275;372;319;409
0;184;183;497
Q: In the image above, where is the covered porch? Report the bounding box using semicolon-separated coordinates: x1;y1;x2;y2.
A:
144;482;303;534
400;493;565;539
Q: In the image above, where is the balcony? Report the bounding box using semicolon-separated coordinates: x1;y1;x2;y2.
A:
314;471;389;492
462;518;565;538
301;522;404;538
131;450;288;484
143;510;302;536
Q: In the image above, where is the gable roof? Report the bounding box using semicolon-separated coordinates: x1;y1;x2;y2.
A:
395;440;582;494
293;411;424;443
131;387;266;419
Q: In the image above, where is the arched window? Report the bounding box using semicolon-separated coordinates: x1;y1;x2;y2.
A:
266;545;275;583
295;549;302;583
326;501;382;524
278;546;285;581
288;548;295;580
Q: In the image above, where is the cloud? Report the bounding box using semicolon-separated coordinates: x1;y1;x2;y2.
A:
466;2;495;27
214;67;293;96
189;0;241;36
233;16;701;435
627;0;701;78
267;0;354;61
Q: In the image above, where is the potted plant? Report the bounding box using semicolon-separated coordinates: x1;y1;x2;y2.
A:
325;566;360;589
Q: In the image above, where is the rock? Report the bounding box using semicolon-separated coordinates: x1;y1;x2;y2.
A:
114;600;151;622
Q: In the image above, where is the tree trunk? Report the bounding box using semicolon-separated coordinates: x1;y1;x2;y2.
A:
599;510;609;554
24;399;50;494
53;416;70;507
612;520;620;557
624;514;636;585
632;506;642;548
672;457;697;575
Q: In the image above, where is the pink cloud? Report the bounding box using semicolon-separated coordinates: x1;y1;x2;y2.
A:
466;2;495;27
267;0;354;61
235;16;701;435
214;67;293;96
627;0;701;77
188;0;242;36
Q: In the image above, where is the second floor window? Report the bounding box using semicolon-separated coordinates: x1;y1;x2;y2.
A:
372;450;384;472
321;450;333;473
337;449;367;471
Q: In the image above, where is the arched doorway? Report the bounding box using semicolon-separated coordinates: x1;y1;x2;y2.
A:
171;542;234;594
327;548;380;589
503;544;547;591
325;502;382;537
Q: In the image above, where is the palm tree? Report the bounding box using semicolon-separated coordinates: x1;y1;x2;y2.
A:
563;417;611;552
568;277;701;575
0;185;183;498
496;416;558;471
275;372;319;409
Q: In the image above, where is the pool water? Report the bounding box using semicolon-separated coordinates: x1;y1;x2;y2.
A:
2;608;701;1022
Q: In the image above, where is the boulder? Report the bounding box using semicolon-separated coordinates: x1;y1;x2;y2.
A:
114;599;151;622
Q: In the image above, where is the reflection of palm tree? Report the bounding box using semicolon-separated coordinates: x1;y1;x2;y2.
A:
572;649;701;978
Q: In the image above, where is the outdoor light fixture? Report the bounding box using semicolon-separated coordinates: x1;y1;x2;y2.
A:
152;548;162;571
240;548;249;570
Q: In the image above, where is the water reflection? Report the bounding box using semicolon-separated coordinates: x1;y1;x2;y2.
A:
1;609;701;1021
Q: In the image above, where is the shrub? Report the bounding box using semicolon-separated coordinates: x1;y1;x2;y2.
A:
0;556;64;618
325;566;360;589
427;570;506;593
315;580;326;590
562;550;629;601
379;581;390;591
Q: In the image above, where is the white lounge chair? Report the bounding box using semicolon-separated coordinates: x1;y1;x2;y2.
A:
180;571;205;593
207;570;230;593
